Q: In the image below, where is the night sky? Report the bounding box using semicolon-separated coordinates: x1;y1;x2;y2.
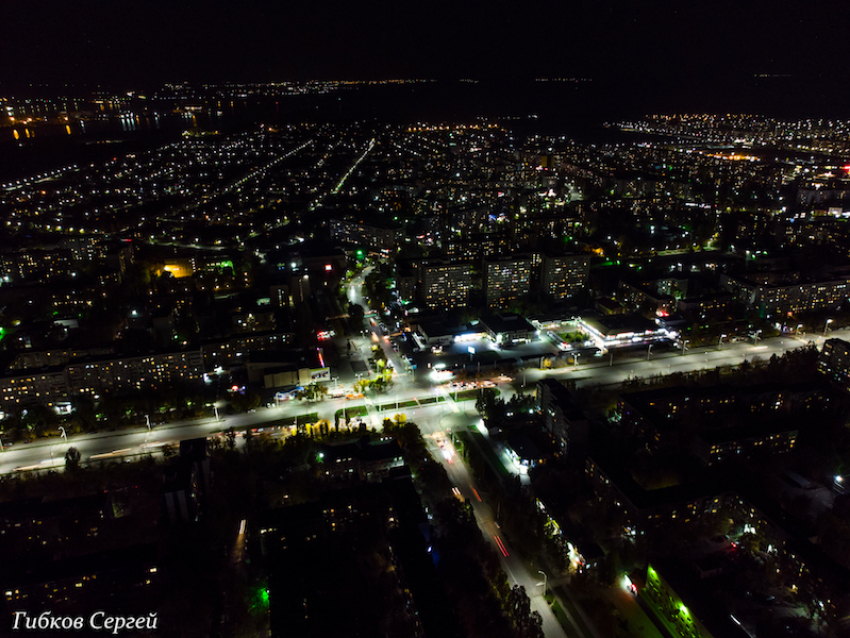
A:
3;0;849;92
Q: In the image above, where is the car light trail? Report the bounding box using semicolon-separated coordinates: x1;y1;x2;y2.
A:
90;448;133;459
472;488;482;502
495;535;510;557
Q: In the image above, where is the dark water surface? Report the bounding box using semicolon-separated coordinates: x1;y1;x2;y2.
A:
1;76;845;182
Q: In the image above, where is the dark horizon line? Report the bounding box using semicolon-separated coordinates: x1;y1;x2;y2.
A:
0;69;812;95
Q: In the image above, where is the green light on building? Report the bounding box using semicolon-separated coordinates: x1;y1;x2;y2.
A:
252;585;270;612
647;565;657;582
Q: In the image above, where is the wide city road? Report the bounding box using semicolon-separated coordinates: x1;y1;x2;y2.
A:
1;328;842;477
2;328;841;638
417;404;572;638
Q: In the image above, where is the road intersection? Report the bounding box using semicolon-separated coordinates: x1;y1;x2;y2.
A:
1;327;838;638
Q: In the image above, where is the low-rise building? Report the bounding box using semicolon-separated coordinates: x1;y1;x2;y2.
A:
578;313;670;350
618;280;676;317
249;350;330;389
721;273;850;318
480;313;537;346
320;436;404;482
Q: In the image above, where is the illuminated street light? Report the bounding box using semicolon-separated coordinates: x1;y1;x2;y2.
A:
825;318;834;335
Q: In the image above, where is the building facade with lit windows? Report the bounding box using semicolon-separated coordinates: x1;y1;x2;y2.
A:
541;253;590;301
418;259;471;309
617;383;826;452
0;332;295;410
201;331;291;369
0;240;133;285
584;453;742;531
536;378;588;454
721;273;850;318
483;255;533;308
65;351;205;396
693;424;798;466
819;338;850;387
329;216;402;251
0;369;68;409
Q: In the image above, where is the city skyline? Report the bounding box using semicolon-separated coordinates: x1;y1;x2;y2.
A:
3;1;849;102
2;6;850;636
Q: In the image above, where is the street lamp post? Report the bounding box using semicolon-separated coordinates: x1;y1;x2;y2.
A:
574;352;581;369
718;334;726;350
825;319;833;335
646;344;653;362
54;426;68;468
681;339;690;356
538;570;549;598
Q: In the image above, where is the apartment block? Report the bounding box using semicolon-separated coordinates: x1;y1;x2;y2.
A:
418;260;471;309
541;254;590;301
484;255;533;308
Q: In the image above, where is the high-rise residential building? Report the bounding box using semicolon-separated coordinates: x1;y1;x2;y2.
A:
418;260;471;309
536;378;588;454
541;254;590;301
484;255;533;308
819;338;850;387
